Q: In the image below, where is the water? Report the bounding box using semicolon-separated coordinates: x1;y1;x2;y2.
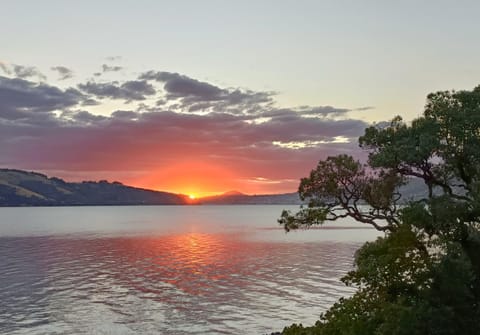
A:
0;205;380;334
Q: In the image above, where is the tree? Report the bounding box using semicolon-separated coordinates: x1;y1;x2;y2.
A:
279;86;480;334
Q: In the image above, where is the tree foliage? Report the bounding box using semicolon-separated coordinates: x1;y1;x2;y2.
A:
279;86;480;334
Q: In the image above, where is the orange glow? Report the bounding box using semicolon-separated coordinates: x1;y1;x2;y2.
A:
133;161;241;197
121;159;300;196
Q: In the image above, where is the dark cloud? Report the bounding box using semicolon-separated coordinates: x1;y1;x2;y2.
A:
70;111;108;124
253;115;367;142
0;64;375;193
102;64;123;73
353;106;375;111
81;98;100;106
60;110;108;124
77;80;156;102
11;64;47;81
111;110;139;119
140;71;274;113
141;71;225;100
51;66;74;80
262;106;350;119
1;104;367;170
0;76;85;119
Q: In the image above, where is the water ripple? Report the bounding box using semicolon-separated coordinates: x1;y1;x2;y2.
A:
0;233;361;334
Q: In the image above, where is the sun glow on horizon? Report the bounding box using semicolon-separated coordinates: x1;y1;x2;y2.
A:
132;161;242;198
128;161;298;196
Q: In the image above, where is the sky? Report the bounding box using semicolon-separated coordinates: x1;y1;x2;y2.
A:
1;0;480;196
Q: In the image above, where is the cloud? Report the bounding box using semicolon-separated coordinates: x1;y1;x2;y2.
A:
11;64;47;81
105;56;122;61
244;177;298;185
0;65;374;193
77;80;156;102
0;76;86;119
65;110;108;124
111;110;139;119
1;103;367;173
51;66;74;80
0;62;47;81
261;106;350;120
102;64;123;72
353;106;375;111
140;71;274;113
141;71;225;100
0;61;11;75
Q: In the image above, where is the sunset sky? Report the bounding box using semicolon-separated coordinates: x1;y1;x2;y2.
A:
1;1;480;196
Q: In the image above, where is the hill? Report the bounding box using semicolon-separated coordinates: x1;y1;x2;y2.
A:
0;168;436;207
197;191;303;205
0;169;189;206
197;178;435;205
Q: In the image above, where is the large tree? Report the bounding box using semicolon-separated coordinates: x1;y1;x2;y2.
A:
279;86;480;334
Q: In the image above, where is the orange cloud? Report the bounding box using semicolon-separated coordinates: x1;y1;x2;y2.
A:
0;68;369;195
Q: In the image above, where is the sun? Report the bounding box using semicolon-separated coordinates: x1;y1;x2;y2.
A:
189;194;196;200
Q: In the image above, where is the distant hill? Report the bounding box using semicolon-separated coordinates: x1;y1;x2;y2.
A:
0;168;304;207
0;168;437;207
0;169;189;206
221;190;245;196
198;191;303;205
198;179;435;205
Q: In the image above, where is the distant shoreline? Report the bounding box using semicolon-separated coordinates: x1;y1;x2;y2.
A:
0;203;302;208
0;168;301;207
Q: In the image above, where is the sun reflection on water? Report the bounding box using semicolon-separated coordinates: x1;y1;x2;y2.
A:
0;232;360;334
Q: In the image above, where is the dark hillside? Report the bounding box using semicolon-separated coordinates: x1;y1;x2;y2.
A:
0;169;188;206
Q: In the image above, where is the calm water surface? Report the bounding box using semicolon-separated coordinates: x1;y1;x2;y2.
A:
0;205;379;334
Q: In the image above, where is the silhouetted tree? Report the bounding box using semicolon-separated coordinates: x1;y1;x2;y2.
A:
279;86;480;334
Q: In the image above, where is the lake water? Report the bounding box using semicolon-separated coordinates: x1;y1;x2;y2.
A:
0;205;380;334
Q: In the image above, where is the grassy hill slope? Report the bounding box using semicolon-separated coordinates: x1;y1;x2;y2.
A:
0;169;188;206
